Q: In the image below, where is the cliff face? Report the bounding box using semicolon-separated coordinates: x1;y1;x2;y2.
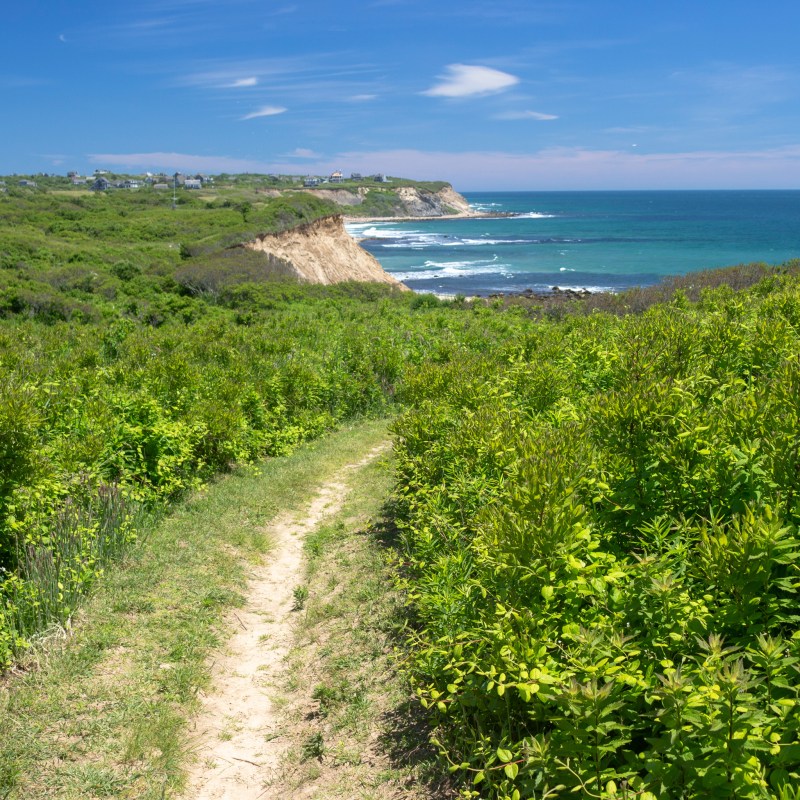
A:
299;188;367;206
301;184;474;218
393;185;473;217
243;215;408;289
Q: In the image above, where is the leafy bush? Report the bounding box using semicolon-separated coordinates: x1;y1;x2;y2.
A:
392;275;800;799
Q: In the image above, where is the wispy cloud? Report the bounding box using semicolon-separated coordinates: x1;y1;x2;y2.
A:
670;62;796;124
176;57;382;104
494;110;558;121
88;152;270;173
0;76;49;89
286;148;320;158
423;64;519;98
226;76;258;88
87;145;800;190
332;145;800;190
241;105;287;120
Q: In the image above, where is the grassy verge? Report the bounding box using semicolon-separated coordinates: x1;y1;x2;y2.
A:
271;444;445;799
0;418;391;800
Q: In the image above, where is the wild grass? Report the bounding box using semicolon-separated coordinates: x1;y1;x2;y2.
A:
0;419;390;799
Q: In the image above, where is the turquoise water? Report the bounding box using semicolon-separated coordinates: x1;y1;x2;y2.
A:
347;191;800;295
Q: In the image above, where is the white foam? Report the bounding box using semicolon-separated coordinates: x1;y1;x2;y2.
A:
349;226;423;240
553;284;612;294
460;238;531;246
391;256;512;282
513;212;557;219
382;235;464;248
422;256;499;268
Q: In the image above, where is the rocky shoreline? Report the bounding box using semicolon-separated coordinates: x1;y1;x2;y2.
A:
488;285;596;300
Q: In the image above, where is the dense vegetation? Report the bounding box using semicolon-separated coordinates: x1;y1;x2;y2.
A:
0;180;535;670
4;179;800;799
393;274;800;798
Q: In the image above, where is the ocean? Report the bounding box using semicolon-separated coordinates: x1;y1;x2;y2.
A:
346;191;800;296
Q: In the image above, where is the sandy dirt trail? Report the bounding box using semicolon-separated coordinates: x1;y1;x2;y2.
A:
180;443;388;800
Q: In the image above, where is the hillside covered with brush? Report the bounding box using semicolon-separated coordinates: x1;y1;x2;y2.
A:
3;175;800;799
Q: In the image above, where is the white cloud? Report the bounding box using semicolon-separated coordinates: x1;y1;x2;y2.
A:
88;152;269;173
287;148;320;158
422;64;519;98
347;94;377;102
226;76;258;88
289;145;800;190
88;145;800;191
240;105;287;120
494;110;558;121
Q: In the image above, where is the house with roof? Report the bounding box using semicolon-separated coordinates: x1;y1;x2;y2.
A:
304;176;321;187
329;170;344;184
91;177;111;191
184;179;202;189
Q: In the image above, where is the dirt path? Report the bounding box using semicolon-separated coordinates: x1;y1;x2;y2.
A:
180;443;389;800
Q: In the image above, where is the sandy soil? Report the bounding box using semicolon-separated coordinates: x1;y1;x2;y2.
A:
180;444;389;800
246;216;408;289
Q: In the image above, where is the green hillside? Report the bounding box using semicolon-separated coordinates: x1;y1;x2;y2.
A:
2;178;800;798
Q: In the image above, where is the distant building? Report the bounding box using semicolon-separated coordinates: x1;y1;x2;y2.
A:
304;176;321;187
350;173;363;181
91;177;111;191
18;179;37;187
329;170;344;184
122;180;141;189
71;177;87;185
372;173;388;183
183;179;201;189
153;183;170;190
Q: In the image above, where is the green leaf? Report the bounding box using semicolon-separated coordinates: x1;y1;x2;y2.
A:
504;762;519;780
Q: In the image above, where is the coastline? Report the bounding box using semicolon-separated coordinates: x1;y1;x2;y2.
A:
343;210;508;242
343;210;495;224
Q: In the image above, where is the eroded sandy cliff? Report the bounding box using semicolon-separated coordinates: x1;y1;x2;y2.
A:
243;215;408;289
301;184;474;218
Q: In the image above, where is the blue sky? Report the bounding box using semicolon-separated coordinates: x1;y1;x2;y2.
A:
3;0;800;189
